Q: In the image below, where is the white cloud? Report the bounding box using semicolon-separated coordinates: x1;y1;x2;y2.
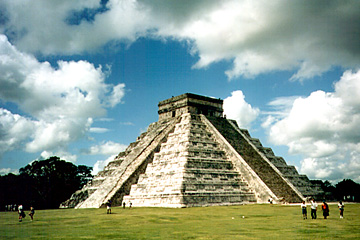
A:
0;35;125;157
0;0;149;54
92;154;116;175
40;150;78;163
89;127;110;133
223;90;259;129
86;141;127;155
1;0;359;80
86;141;127;175
107;83;126;107
0;168;19;175
263;70;360;182
0;108;35;154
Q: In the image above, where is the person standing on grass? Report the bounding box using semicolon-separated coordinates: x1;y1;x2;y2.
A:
18;204;25;222
310;199;318;219
322;201;329;219
338;201;344;219
106;200;112;214
301;201;307;219
29;206;35;221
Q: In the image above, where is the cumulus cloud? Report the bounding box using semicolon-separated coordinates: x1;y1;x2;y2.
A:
0;0;149;54
0;108;35;154
0;168;19;175
1;0;359;80
39;150;78;163
92;154;116;175
223;90;259;129
263;70;360;182
87;141;128;175
0;35;125;157
85;141;127;155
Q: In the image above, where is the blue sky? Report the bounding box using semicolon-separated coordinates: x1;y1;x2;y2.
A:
0;0;359;183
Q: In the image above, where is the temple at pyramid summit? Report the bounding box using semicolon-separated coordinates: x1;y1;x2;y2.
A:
61;93;323;208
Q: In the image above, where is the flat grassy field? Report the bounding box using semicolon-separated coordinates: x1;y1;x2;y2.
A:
1;203;359;239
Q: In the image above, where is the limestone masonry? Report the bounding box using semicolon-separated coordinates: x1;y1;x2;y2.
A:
61;93;323;208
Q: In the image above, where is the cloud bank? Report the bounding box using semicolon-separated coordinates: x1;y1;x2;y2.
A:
0;35;125;158
263;70;360;182
1;0;359;80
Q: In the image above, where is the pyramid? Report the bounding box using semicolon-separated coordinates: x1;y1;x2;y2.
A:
61;93;323;208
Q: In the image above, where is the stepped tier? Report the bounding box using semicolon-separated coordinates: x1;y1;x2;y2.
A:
123;114;256;207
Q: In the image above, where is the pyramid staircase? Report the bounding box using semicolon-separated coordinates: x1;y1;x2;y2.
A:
123;113;257;207
61;117;180;208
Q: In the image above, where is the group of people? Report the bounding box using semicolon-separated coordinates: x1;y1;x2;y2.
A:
4;204;18;211
17;205;35;222
105;200;132;214
301;199;344;220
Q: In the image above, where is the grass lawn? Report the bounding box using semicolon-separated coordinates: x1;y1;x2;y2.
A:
1;203;359;239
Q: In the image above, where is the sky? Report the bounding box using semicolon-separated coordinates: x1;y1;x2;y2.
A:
0;0;359;183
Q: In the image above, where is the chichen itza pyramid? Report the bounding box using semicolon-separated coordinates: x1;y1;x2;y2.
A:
61;93;323;208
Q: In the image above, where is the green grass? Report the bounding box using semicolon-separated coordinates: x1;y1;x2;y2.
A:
1;203;359;239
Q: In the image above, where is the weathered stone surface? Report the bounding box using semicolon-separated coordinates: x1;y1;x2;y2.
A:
62;93;323;208
123;113;256;207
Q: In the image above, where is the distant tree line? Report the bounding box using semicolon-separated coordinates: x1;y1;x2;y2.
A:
0;156;93;211
311;179;360;202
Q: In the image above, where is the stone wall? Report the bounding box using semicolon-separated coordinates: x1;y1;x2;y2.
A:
158;93;223;120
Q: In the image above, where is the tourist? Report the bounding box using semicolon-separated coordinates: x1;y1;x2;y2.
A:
129;201;132;209
106;200;112;214
268;197;273;204
123;202;126;209
310;199;318;219
18;204;25;222
322;201;329;219
338;201;344;219
29;206;35;221
301;201;307;219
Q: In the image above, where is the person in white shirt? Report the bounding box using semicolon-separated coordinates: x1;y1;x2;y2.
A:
18;204;25;222
310;199;318;219
301;201;307;219
338;201;344;219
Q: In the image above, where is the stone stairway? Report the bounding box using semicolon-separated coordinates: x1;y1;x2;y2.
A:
123;113;256;207
61;117;179;209
206;117;304;203
248;134;324;199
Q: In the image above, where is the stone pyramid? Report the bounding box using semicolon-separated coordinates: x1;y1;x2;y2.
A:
61;93;323;208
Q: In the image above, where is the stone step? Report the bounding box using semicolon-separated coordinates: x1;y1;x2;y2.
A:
267;156;287;166
96;169;115;177
106;159;125;168
184;159;234;170
258;147;275;156
249;138;262;147
276;166;299;175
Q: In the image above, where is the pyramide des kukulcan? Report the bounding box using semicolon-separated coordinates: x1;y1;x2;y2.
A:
61;93;323;208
